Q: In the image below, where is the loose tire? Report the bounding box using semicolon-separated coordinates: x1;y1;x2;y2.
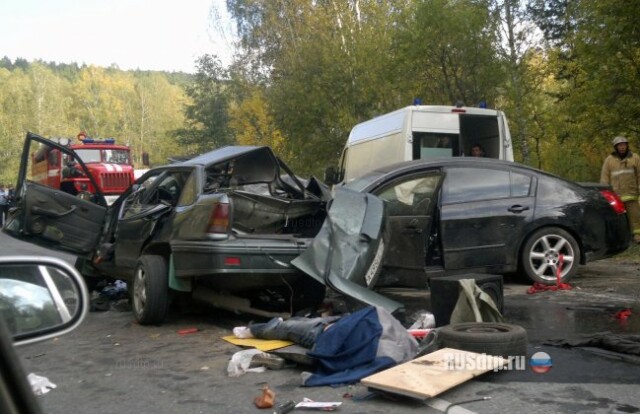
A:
521;227;579;284
438;322;528;357
133;255;169;325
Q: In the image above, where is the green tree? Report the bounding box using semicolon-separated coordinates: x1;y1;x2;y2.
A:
227;0;410;174
524;0;640;180
0;61;189;183
394;0;505;107
0;67;31;183
175;54;233;155
131;73;187;166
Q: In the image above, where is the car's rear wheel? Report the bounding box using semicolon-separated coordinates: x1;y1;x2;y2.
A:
133;255;169;325
521;227;579;284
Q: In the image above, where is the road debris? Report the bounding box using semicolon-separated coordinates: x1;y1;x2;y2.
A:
177;327;200;335
28;373;57;395
254;384;275;409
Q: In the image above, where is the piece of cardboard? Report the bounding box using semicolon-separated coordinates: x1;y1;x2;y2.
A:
361;348;507;400
221;335;294;351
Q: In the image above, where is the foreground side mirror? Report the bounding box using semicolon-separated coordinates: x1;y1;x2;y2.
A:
0;256;89;346
324;166;338;185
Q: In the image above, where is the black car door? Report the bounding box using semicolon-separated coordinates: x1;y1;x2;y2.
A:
440;166;535;270
4;133;107;255
370;171;443;280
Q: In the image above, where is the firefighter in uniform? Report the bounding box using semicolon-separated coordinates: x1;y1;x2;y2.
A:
601;135;640;243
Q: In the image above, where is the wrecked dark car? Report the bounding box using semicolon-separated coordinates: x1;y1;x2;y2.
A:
4;133;399;325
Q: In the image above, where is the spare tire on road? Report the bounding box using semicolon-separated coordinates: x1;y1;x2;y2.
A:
438;322;528;357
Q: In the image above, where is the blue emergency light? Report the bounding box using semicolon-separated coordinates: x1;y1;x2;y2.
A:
81;138;116;144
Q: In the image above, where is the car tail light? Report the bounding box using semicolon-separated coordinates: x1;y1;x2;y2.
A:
600;189;626;215
207;202;230;235
224;257;241;266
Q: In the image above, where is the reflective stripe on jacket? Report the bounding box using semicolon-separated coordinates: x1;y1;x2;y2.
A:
600;151;640;199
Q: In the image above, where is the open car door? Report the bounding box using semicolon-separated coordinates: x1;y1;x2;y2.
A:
3;132;107;255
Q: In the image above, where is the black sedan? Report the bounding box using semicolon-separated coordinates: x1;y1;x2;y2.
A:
342;157;630;288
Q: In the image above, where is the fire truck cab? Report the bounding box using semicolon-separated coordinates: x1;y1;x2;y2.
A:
31;135;135;205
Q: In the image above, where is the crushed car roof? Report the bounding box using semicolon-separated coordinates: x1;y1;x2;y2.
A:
178;146;272;167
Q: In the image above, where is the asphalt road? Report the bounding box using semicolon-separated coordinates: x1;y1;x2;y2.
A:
2;231;639;414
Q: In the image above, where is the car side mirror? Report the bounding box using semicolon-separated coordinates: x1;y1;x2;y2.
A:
0;256;89;346
324;166;338;185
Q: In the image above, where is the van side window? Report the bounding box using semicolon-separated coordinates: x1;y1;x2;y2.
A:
413;132;460;160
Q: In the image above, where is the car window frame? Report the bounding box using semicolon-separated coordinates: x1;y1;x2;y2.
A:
369;170;444;217
176;167;202;207
441;166;535;205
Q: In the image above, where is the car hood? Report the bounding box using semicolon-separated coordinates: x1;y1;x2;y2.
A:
292;187;404;315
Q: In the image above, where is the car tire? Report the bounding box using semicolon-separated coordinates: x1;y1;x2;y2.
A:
133;255;169;325
521;227;580;285
438;322;528;357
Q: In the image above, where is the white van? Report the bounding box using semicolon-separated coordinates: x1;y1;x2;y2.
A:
328;105;514;184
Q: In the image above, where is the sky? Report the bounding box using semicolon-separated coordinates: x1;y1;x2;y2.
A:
0;0;236;73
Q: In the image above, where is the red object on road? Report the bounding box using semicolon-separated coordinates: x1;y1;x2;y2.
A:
615;309;632;320
527;254;573;294
408;329;432;339
527;282;573;294
177;328;200;335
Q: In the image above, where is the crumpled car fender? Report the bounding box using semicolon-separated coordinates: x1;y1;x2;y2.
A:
292;188;403;315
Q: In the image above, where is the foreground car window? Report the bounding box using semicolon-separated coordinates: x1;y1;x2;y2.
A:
443;168;510;203
443;168;533;204
375;175;441;215
177;171;198;206
511;172;533;197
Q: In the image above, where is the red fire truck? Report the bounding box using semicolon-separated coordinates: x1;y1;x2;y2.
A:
31;134;135;205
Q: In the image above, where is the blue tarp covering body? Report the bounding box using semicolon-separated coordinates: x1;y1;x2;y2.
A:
302;306;418;386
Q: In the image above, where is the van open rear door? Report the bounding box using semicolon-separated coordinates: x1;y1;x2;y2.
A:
459;114;502;159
